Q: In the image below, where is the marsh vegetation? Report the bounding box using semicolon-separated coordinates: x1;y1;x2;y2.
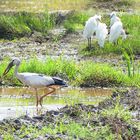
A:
0;0;140;139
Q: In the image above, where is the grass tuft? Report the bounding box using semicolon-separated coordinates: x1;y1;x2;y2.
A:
0;12;55;39
1;58;140;87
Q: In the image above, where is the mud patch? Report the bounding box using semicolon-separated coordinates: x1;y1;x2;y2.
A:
0;89;139;139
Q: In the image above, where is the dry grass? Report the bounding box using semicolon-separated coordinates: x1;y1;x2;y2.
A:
0;0;139;13
0;0;88;12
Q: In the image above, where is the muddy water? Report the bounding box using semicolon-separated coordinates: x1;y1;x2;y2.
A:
0;87;112;120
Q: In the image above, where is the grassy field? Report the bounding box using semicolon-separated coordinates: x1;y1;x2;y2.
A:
0;1;140;139
1;57;140;87
0;12;56;39
0;0;88;12
0;0;140;12
1;11;140;56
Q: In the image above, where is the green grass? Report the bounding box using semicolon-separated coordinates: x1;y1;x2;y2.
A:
64;12;89;33
0;12;55;39
101;97;132;122
1;57;140;87
1;120;116;140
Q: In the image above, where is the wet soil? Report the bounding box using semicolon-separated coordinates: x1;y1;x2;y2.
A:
0;30;82;61
0;87;112;120
0;28;124;67
0;89;139;139
88;0;135;13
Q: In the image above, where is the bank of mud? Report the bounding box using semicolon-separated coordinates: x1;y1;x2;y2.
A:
0;89;139;139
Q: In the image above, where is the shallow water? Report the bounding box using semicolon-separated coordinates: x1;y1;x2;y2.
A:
0;87;112;120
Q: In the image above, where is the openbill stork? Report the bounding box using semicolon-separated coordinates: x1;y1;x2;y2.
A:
3;58;67;107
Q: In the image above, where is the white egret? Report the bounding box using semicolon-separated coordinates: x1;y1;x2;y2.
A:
109;20;126;44
83;15;101;49
96;17;108;48
3;58;67;107
110;12;121;27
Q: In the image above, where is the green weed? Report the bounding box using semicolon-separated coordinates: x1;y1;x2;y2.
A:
64;12;89;33
3;121;115;140
0;12;55;39
101;96;132;122
1;58;140;87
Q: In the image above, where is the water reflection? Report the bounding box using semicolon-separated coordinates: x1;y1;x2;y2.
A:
0;87;112;120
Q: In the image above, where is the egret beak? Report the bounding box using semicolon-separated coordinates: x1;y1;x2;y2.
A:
96;16;101;22
110;14;114;18
3;61;14;76
98;18;101;22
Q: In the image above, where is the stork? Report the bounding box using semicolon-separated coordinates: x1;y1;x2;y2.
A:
3;58;67;107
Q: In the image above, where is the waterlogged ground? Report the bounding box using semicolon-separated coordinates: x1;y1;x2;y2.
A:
0;87;112;120
0;89;139;139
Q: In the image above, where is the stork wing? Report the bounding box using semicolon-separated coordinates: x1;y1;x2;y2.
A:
18;73;55;87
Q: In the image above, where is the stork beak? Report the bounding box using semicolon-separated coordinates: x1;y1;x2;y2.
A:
3;61;14;76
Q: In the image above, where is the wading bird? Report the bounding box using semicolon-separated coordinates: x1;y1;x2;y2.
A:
109;20;126;44
83;15;101;49
95;16;108;48
3;58;67;107
110;11;121;27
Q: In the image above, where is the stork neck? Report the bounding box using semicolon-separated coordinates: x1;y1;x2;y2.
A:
14;64;19;77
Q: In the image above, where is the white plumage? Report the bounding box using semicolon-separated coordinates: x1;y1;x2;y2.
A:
109;21;126;43
96;22;108;47
18;73;55;88
83;15;101;48
110;12;121;27
83;16;98;38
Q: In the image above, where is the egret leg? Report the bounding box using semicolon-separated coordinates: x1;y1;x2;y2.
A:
88;38;91;50
90;37;91;48
39;87;56;107
116;39;119;45
35;88;39;107
88;38;90;49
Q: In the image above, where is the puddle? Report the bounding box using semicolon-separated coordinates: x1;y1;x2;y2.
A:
0;87;112;120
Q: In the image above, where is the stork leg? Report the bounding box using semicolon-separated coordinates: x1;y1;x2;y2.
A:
39;87;56;107
35;88;39;107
